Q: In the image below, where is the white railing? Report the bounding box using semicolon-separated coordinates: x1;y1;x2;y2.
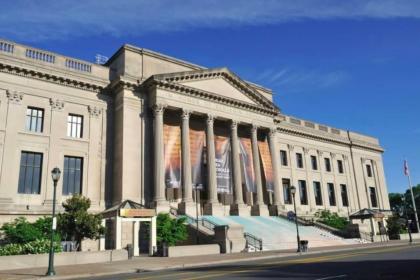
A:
65;59;92;73
0;41;14;53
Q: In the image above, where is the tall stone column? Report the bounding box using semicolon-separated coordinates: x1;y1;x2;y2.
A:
268;128;282;215
204;114;222;215
250;124;269;216
153;104;168;212
230;121;248;216
179;109;195;215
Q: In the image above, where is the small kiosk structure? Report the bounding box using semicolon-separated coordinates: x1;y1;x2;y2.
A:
349;208;388;241
100;200;157;256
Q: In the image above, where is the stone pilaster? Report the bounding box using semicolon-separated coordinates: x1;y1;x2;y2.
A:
230;121;248;216
250;124;269;216
153;104;168;212
178;109;195;216
204;114;223;215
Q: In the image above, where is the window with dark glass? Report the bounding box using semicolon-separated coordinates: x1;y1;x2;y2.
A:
340;184;349;207
67;114;83;138
327;183;336;206
299;180;308;205
25;107;44;133
324;158;331;172
283;179;291;204
63;156;83;195
369;187;378;207
18;151;43;194
280;150;288;166
366;164;373;177
296;153;304;168
337;160;344;174
311;155;318;170
313;181;323;206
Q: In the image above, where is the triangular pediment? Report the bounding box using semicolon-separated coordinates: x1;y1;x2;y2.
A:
152;68;279;112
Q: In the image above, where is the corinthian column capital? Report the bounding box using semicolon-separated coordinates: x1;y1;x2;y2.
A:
152;103;166;116
181;109;191;120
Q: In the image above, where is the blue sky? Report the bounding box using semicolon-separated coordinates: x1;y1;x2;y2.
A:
2;0;419;193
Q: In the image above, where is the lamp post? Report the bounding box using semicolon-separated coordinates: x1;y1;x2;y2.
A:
290;186;301;253
46;167;61;276
402;195;413;244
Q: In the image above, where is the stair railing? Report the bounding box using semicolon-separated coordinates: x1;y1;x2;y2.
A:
244;232;263;251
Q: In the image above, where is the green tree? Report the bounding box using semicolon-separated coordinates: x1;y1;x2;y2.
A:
156;213;187;246
57;195;104;249
1;217;59;244
386;215;407;240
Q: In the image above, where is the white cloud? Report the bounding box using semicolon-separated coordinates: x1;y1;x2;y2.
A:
1;0;420;41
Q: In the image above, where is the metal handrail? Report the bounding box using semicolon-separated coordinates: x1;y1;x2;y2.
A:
244;232;263;251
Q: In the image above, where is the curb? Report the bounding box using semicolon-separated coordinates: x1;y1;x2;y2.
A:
40;241;417;280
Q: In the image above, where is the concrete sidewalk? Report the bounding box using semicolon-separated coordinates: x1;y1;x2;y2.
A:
0;240;414;280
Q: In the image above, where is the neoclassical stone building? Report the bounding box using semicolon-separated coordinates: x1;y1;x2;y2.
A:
0;39;390;227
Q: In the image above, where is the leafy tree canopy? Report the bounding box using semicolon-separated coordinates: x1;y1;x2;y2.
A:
1;217;59;244
315;210;349;230
156;213;187;246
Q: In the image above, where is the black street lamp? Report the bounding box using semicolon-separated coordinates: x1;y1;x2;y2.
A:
46;167;61;276
402;195;413;244
290;185;301;253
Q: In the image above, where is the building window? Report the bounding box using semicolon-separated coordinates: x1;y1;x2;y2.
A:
280;150;288;166
67;114;83;138
313;181;323;206
25;107;44;133
369;187;378;208
327;183;336;206
283;179;291;204
324;158;331;172
337;160;344;174
296;153;304;168
63;156;83;195
340;184;349;207
299;180;308;205
366;164;373;177
311;155;318;170
18;151;43;194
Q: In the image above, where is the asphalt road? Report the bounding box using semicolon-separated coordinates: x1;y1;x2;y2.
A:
81;244;420;280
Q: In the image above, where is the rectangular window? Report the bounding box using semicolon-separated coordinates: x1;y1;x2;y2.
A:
366;164;373;177
67;114;83;138
283;179;291;204
370;187;378;207
324;158;331;172
341;184;349;207
25;107;44;133
296;153;304;168
299;180;308;205
327;183;336;206
311;155;318;170
18;151;43;194
313;181;323;206
280;150;288;166
63;156;83;195
337;160;344;174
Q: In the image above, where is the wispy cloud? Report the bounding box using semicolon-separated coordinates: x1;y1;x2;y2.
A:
1;0;420;41
255;68;350;91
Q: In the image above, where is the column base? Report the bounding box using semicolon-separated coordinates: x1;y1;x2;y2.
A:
155;200;170;214
178;201;199;217
251;204;269;216
203;202;224;216
230;203;250;216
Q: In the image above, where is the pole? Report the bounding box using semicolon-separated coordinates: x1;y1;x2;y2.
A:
403;196;413;244
292;193;301;253
195;188;199;244
407;174;420;233
46;180;57;276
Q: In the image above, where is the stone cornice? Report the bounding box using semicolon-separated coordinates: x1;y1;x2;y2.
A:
0;62;105;93
154;68;279;112
145;78;278;118
278;124;384;153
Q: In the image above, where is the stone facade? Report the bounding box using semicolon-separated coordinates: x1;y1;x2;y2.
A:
0;39;390;227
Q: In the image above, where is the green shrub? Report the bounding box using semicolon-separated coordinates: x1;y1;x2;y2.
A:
0;239;62;256
1;217;60;244
315;210;349;230
157;213;187;246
